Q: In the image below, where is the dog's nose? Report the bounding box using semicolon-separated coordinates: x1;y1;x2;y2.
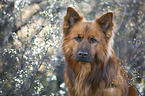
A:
78;51;88;57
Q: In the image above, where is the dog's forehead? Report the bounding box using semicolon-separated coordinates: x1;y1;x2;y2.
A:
70;21;102;37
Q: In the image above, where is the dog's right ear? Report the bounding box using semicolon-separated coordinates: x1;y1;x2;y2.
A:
63;7;83;34
65;7;82;27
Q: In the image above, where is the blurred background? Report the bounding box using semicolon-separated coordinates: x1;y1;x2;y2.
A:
0;0;144;95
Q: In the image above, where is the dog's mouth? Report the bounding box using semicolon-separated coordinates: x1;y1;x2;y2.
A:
74;56;93;63
74;51;93;63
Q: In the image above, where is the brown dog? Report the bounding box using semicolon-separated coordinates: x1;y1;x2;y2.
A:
62;7;138;96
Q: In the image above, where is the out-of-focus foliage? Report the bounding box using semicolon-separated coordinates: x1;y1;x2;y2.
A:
0;0;144;96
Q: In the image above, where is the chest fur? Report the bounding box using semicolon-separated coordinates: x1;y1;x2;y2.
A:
73;63;92;96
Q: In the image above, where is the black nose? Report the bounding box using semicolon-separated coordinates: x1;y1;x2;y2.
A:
78;51;88;57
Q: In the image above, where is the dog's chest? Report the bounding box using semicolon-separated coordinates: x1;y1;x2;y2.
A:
73;63;92;96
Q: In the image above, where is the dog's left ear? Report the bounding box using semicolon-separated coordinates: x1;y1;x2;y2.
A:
96;12;113;34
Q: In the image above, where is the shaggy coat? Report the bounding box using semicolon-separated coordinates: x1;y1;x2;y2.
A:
62;7;138;96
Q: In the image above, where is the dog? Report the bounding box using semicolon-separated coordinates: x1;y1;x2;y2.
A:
62;7;138;96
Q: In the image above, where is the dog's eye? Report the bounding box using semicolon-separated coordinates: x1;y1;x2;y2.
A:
90;38;98;44
73;36;81;42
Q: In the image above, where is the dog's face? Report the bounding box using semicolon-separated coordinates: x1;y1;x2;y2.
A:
62;7;114;63
71;21;102;62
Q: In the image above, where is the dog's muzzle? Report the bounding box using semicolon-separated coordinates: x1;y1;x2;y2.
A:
74;50;93;62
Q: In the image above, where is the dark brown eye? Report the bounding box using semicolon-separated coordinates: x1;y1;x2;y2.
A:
90;38;97;44
73;36;81;42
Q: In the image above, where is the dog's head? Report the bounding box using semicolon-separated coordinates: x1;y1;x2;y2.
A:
62;7;114;63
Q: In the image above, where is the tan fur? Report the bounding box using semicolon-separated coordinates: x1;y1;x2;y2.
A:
62;7;138;96
74;63;91;96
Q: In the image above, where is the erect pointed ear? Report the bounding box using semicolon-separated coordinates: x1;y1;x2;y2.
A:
96;12;113;33
64;7;83;28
